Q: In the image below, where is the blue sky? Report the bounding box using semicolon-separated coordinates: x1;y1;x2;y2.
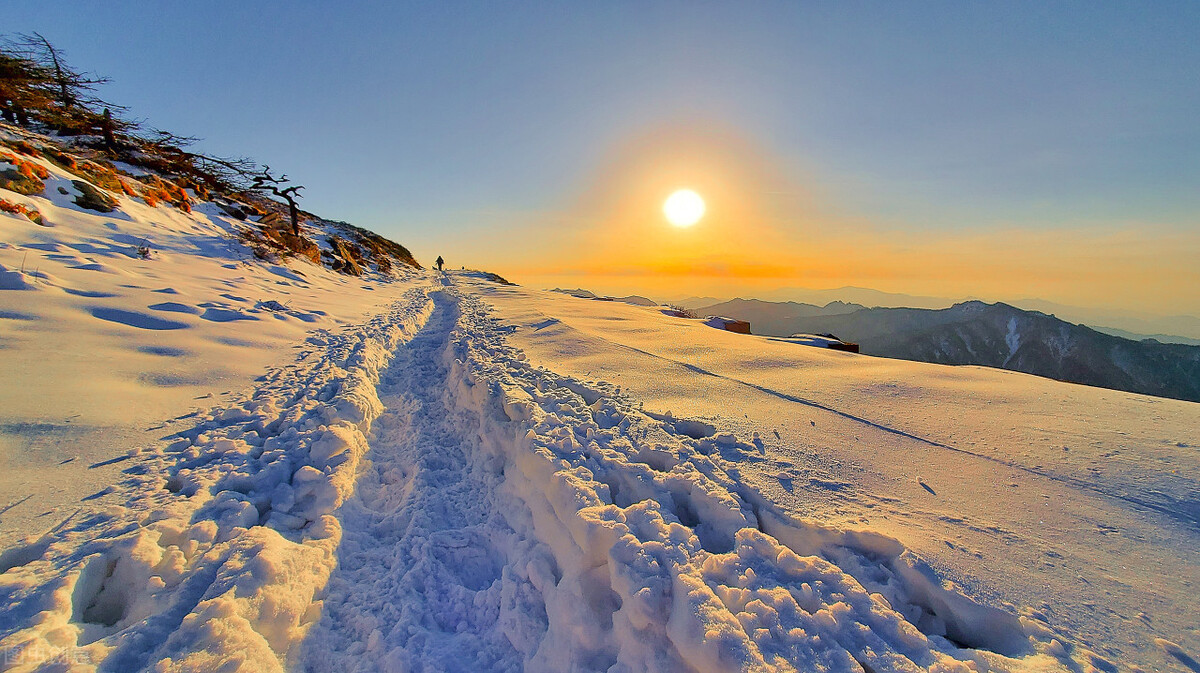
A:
7;2;1199;310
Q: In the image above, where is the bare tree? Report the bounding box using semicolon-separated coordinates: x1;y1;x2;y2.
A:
1;32;307;231
137;134;307;229
5;32;131;136
0;51;51;125
249;168;304;236
20;32;105;112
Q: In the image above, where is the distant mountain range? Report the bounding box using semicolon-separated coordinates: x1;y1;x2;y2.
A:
691;298;1200;403
550;288;658;306
689;298;867;333
1090;326;1200;347
667;288;1200;343
667;287;950;311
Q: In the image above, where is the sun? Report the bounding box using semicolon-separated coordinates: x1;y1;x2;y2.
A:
663;189;705;227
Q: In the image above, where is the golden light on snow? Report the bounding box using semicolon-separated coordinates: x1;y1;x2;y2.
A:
663;189;705;227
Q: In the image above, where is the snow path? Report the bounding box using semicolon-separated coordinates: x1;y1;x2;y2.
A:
302;285;1085;672
0;286;437;672
301;291;528;670
1;280;1100;671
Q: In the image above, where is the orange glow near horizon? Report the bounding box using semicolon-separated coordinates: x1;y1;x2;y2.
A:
440;121;1200;317
553;122;812;279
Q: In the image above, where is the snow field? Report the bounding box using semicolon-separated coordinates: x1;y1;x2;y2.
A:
0;288;435;672
0;278;1124;672
305;286;1098;672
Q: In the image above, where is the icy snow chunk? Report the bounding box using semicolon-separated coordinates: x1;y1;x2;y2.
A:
309;424;360;468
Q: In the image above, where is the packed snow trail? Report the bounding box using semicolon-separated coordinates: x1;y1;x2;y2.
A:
0;286;437;672
301;292;530;670
0;279;1102;671
304;285;1088;672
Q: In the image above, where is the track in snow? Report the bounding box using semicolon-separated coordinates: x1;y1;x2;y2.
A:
300;287;1088;672
0;283;1099;672
301;293;528;671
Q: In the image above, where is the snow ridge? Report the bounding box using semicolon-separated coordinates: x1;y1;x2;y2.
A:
1003;316;1021;367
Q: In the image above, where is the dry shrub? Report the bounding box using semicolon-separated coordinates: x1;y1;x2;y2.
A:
117;176;140;197
0;151;47;195
0;198;44;225
1;151;50;180
76;160;123;192
42;146;77;170
12;140;40;157
236;228;279;262
133;174;191;210
237;199;266;217
238;224;320;264
177;176;210;200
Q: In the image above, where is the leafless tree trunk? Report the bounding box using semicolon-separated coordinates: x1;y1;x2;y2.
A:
249;169;305;236
30;32;73;110
100;107;117;151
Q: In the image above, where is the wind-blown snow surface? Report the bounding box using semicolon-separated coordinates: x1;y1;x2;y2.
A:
3;278;1085;672
2;190;1198;671
0;147;412;549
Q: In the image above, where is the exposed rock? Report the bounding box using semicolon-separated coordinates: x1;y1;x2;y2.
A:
0;198;44;225
71;180;117;212
787;333;860;353
218;202;248;220
326;219;421;271
325;237;365;276
0;168;44;195
704;316;752;334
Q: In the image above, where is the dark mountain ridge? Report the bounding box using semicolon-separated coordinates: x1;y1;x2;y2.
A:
696;299;1200;403
692;298;866;334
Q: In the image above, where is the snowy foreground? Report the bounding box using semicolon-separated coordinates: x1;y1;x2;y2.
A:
2;183;1200;672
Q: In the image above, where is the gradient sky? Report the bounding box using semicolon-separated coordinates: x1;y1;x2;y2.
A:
8;2;1200;314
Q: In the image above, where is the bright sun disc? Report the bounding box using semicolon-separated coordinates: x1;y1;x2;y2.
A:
664;189;705;227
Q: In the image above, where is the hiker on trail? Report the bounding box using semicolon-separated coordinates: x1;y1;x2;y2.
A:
435;256;444;271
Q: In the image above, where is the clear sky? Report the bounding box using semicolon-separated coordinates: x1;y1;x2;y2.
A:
8;2;1199;314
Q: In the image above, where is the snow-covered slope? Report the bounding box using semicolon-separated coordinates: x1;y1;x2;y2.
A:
0;127;420;550
479;287;1200;672
2;134;1199;672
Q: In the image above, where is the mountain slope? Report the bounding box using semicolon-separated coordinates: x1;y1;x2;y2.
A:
0;122;423;549
9;273;1196;671
700;299;1200;402
1;191;1197;670
484;287;1200;672
694;298;865;335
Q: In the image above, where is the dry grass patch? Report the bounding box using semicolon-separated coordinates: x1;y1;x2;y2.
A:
0;198;44;225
